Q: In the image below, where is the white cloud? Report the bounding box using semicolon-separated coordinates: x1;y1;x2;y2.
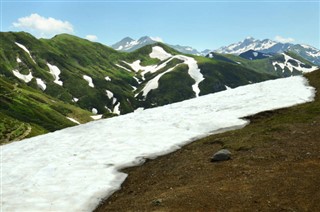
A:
274;35;295;43
150;36;163;42
12;13;74;38
85;35;98;41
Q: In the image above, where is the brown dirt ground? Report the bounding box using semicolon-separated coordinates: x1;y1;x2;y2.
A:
95;71;320;212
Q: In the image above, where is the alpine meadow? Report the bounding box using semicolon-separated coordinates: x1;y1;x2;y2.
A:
1;1;320;211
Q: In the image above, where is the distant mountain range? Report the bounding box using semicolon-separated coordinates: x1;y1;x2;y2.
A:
214;37;320;65
111;36;210;56
214;37;287;54
112;36;320;65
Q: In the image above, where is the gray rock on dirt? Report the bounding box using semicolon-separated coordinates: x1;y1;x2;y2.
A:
211;149;231;162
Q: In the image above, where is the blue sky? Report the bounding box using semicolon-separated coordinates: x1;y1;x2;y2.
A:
1;1;319;50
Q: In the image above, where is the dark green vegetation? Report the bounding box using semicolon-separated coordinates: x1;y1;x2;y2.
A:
195;56;276;95
142;64;195;107
239;50;273;60
1;31;315;143
96;70;320;212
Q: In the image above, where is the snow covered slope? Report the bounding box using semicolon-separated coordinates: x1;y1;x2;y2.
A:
289;44;320;65
1;76;315;212
272;53;318;73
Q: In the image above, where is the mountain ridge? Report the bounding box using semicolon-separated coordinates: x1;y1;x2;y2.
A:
213;37;320;65
111;35;320;66
1;32;281;142
111;35;208;55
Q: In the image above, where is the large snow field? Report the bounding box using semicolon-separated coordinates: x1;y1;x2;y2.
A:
1;76;315;212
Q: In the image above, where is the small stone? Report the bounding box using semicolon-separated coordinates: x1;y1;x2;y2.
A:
211;149;231;162
152;199;163;206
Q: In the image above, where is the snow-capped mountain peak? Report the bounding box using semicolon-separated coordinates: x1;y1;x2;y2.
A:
111;36;161;52
243;36;256;42
288;44;320;65
215;37;279;55
137;36;161;43
213;37;320;66
121;36;134;43
112;37;135;50
111;36;207;55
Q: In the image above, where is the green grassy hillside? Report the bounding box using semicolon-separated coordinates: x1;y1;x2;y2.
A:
0;31;286;142
0;76;93;144
195;56;276;95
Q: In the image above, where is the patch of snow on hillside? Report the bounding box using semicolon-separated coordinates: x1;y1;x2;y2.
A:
47;63;63;86
113;102;121;115
16;57;22;63
116;45;123;50
253;52;258;57
105;76;111;81
272;53;318;73
72;97;79;102
66;117;80;125
112;97;117;105
149;46;172;61
141;65;179;97
307;51;320;58
134;107;144;113
12;69;33;83
91;115;103;120
299;45;320;58
36;78;46;91
92;108;98;114
123;60;156;74
181;56;204;97
83;75;94;88
1;76;315;212
15;42;36;63
123;55;183;80
104;106;112;113
106;90;114;99
115;64;132;72
138;54;203;97
125;40;139;49
133;76;141;84
225;85;232;90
